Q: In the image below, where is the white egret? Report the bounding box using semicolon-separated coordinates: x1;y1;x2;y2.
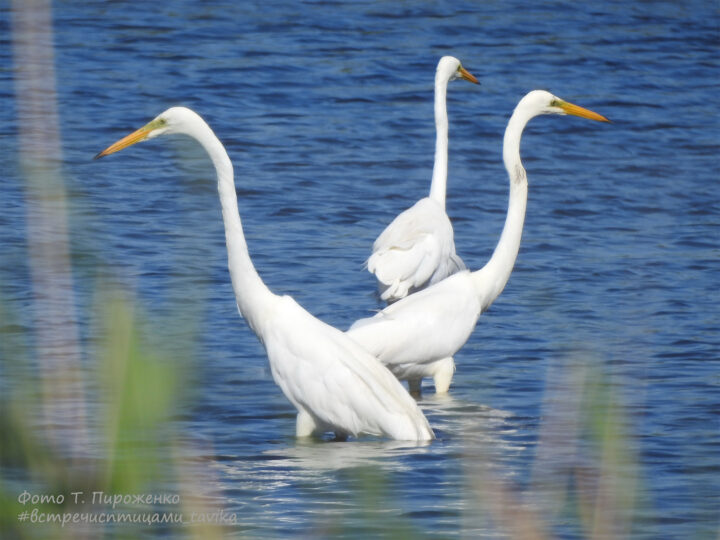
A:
95;107;434;441
367;56;478;303
348;90;609;394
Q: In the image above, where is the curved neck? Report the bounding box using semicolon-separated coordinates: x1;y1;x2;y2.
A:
428;75;449;207
191;120;275;331
471;106;532;310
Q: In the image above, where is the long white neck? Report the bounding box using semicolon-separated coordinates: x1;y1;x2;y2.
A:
471;102;534;310
428;73;449;207
189;118;275;333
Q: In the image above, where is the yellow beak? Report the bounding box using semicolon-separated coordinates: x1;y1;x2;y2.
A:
559;100;609;123
459;66;479;84
94;123;155;159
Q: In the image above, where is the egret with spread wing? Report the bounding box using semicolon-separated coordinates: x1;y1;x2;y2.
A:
96;107;434;441
349;90;609;394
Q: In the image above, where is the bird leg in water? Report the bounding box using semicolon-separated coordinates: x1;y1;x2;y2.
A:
408;378;423;398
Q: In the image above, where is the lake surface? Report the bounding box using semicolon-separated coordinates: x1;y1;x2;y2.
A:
1;1;718;538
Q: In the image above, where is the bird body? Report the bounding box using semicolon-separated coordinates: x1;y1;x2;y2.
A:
349;270;482;368
368;197;465;301
350;90;608;393
368;56;477;302
96;107;434;441
265;294;433;440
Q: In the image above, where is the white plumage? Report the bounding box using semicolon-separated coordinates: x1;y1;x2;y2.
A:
96;106;434;442
350;90;609;394
369;198;467;301
368;56;478;302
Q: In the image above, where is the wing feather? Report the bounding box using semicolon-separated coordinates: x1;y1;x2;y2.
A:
368;198;465;301
347;271;481;367
265;296;434;440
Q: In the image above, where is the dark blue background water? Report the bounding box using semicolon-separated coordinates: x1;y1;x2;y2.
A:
1;1;718;538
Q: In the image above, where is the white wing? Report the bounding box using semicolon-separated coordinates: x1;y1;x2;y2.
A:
264;295;434;441
347;271;481;367
368;198;465;302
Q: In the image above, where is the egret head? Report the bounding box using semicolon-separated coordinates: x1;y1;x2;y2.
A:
437;56;479;85
94;107;200;159
520;90;609;122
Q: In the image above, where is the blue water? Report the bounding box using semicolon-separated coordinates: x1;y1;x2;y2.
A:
1;1;718;538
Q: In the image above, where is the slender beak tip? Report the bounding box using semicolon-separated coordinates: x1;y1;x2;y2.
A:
459;67;479;85
92;124;154;162
562;102;611;124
